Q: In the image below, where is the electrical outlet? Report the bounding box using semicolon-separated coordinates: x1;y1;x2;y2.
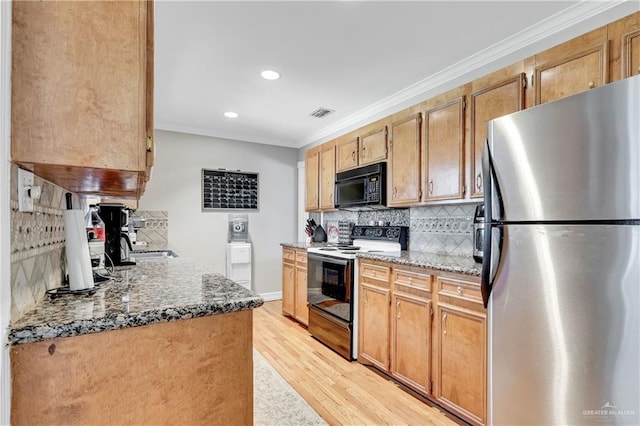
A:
18;168;35;212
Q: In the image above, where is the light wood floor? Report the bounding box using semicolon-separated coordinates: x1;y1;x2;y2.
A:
253;300;463;426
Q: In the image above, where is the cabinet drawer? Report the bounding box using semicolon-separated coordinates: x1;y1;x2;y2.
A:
282;248;296;263
392;269;431;292
360;262;390;281
295;251;307;265
438;277;482;304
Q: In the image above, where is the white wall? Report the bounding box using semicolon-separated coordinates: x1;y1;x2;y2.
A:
139;130;298;297
0;1;11;422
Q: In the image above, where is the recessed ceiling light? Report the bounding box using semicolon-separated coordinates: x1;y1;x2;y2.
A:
224;112;239;118
261;70;280;80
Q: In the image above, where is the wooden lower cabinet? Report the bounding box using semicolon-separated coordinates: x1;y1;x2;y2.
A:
281;247;308;326
390;267;432;394
434;274;486;426
358;261;391;370
358;259;486;425
294;251;309;325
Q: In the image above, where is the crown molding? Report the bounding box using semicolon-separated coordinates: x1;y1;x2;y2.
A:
155;121;300;149
301;0;634;148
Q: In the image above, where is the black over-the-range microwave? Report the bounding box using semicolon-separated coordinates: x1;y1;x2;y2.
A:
334;162;386;209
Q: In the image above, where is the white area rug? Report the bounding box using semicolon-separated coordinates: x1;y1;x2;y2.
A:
254;349;327;426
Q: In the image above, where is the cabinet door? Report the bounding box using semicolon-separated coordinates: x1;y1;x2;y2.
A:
305;149;320;211
621;29;640;78
336;136;359;172
319;144;336;210
144;0;155;182
469;73;525;198
282;261;295;317
608;12;640;80
389;114;422;206
360;126;388;165
11;0;150;196
533;27;609;105
359;283;390;371
391;294;431;394
435;304;486;425
294;266;308;326
423;97;465;201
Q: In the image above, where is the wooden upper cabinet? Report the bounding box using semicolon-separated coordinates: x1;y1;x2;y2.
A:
532;26;609;105
335;135;359;172
469;67;526;198
388;112;422;206
11;0;153;198
336;121;388;173
422;88;466;202
608;11;640;80
319;143;336;210
305;147;320;211
359;125;388;166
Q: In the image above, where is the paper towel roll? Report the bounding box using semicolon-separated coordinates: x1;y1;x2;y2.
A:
64;210;95;291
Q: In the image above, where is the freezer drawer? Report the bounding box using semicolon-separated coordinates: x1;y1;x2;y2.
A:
488;224;639;426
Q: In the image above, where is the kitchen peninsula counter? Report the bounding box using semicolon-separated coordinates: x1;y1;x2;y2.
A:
9;257;263;345
10;257;262;425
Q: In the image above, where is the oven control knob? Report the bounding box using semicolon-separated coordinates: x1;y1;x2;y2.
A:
386;228;399;238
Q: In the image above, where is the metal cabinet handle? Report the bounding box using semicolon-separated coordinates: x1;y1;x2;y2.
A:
442;313;447;335
588;81;595;89
393;186;398;197
476;173;482;191
457;286;463;295
408;276;413;283
361;146;366;161
352;151;356;161
397;301;401;319
429;180;434;195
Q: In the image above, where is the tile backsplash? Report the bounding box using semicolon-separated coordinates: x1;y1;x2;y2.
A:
130;210;169;250
10;164;79;322
9;168;171;322
323;203;480;257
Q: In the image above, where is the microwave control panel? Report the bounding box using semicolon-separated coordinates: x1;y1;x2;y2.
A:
366;177;380;202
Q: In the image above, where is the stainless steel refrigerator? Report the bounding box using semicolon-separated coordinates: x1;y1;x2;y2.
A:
482;75;639;426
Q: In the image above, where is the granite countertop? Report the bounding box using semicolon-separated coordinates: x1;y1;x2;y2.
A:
357;251;481;276
281;241;481;276
9;257;264;346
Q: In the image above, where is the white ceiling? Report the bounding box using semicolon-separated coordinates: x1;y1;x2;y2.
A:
154;1;634;149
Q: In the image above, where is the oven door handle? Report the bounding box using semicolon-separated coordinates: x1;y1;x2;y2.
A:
307;253;352;266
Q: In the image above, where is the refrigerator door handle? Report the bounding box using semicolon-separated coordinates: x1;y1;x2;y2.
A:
481;138;503;307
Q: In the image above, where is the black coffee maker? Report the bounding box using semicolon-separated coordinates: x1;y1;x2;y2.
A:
97;203;135;267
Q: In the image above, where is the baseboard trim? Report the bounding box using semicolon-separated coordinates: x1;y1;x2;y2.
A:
259;291;282;302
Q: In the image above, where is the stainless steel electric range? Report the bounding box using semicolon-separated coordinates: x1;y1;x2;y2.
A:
306;225;408;360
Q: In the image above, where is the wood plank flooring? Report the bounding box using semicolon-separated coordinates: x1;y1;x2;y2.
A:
253;300;463;426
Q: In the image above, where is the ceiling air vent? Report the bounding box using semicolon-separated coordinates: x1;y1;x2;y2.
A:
309;107;334;118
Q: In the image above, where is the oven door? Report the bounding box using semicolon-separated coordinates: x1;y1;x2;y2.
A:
307;253;354;324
